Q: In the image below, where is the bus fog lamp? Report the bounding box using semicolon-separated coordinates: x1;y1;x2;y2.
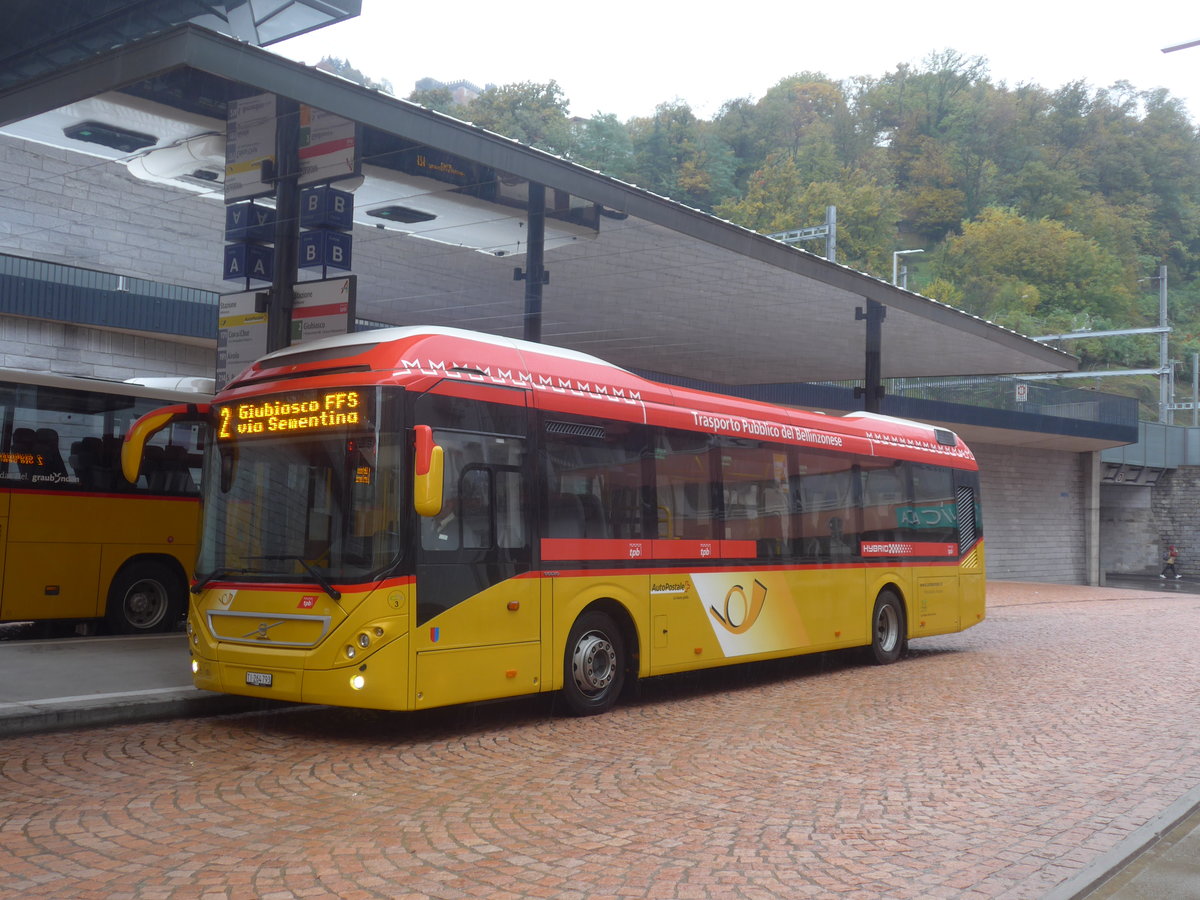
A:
191;659;199;674
350;673;366;690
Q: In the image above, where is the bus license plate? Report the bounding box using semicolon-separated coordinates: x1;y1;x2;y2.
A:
245;671;273;687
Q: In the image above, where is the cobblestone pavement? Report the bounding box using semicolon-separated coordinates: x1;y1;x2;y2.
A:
2;582;1199;900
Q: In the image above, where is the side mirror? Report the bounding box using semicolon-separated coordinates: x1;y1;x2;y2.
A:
121;403;209;484
413;424;444;517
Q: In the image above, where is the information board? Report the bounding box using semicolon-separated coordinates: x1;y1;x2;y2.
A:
216;290;269;388
225;93;277;202
298;105;359;187
291;276;356;345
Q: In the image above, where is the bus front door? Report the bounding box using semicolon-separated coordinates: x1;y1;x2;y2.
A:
411;386;537;709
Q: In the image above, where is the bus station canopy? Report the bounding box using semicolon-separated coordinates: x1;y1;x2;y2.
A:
0;24;1078;388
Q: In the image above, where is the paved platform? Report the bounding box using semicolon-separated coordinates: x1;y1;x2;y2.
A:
1;581;1198;898
0;631;272;737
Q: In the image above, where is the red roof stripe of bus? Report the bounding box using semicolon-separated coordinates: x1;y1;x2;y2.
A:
230;327;976;470
532;560;969;579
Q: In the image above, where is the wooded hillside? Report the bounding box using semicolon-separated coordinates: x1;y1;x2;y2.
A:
334;52;1200;409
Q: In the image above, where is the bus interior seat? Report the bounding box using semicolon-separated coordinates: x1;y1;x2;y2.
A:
161;444;194;492
69;437;108;489
548;493;586;539
34;428;67;476
758;486;788;540
142;445;165;490
576;493;609;539
12;428;36;475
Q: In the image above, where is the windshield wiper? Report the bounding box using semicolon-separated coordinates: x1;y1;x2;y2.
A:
191;568;248;594
243;555;342;600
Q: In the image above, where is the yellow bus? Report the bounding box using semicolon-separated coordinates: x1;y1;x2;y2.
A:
0;369;207;634
124;326;984;715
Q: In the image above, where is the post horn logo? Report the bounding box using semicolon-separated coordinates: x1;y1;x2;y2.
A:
709;579;768;634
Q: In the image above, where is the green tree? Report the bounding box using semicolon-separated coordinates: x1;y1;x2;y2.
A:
406;85;458;114
933;207;1137;325
569;113;635;181
793;173;900;276
716;160;898;276
713;151;805;233
628;101;737;211
460;81;572;155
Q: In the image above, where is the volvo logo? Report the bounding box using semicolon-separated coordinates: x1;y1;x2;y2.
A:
244;620;286;640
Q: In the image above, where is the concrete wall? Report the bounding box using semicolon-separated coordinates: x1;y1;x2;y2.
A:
0;136;225;291
1147;467;1200;577
1;135;222;382
0;315;213;381
1100;483;1159;574
974;442;1088;583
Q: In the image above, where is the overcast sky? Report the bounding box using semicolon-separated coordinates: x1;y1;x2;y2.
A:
274;1;1200;124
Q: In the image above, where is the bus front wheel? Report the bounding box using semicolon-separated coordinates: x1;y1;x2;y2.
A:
562;611;626;716
869;590;907;665
105;560;184;634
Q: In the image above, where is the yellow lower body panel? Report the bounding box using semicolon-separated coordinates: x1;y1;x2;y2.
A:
415;641;542;709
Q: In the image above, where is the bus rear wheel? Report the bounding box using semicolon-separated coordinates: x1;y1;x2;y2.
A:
869;590;907;665
105;560;184;634
562;611;626;716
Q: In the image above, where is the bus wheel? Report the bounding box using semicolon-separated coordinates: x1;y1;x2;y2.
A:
562;611;626;716
869;590;906;665
105;561;183;634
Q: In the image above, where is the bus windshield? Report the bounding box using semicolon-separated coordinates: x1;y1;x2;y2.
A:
197;387;402;585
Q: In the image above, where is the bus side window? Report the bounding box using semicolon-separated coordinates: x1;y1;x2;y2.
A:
460;467;492;549
542;417;646;542
655;429;717;541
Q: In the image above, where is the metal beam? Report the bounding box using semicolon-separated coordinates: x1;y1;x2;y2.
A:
1033;327;1171;341
1019;368;1166;380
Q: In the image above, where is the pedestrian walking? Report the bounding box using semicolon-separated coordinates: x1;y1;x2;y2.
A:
1161;544;1181;579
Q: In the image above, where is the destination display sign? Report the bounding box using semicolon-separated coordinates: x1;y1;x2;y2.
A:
217;389;370;441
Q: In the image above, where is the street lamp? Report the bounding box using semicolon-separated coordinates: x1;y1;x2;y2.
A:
892;249;924;287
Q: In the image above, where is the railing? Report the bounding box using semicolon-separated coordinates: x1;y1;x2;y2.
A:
880;375;1139;430
642;370;1140;443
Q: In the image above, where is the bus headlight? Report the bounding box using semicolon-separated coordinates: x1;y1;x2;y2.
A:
357;632;371;649
345;645;357;660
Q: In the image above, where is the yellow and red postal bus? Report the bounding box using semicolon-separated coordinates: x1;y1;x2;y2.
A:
0;369;207;633
124;326;984;714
